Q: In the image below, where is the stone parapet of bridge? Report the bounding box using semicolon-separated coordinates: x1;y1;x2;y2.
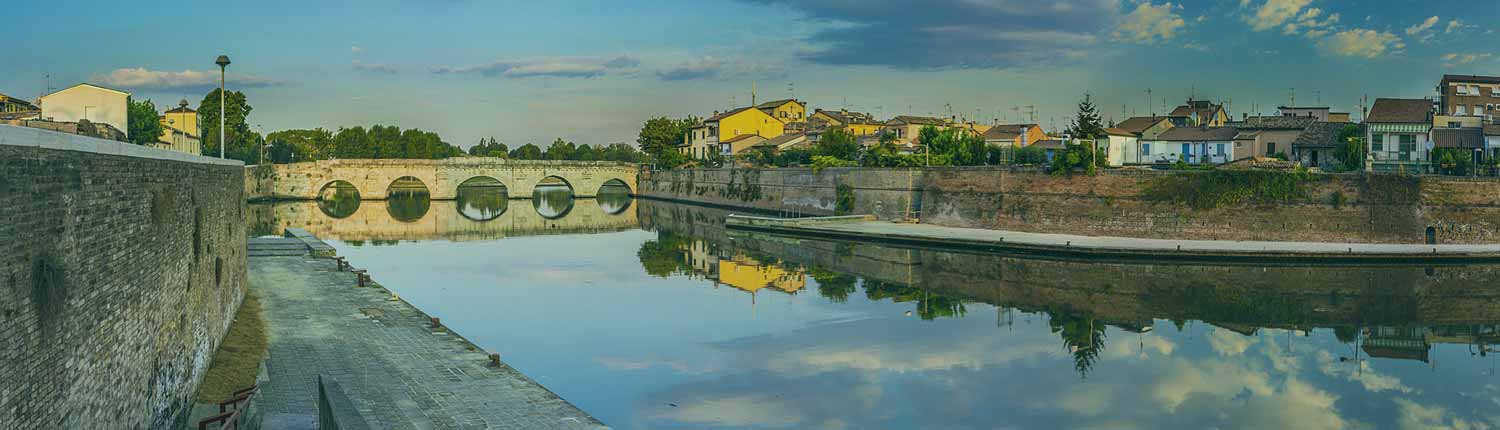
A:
251;158;640;200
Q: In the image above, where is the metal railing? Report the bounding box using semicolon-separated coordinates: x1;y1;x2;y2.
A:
197;384;258;430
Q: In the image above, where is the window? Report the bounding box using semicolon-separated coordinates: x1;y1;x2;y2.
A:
1479;105;1488;117
1398;134;1417;159
1267;142;1277;156
1142;143;1151;155
1372;134;1384;151
1457;105;1468;115
1216;144;1225;155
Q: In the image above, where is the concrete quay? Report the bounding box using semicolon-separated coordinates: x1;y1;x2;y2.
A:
726;215;1500;263
248;236;607;430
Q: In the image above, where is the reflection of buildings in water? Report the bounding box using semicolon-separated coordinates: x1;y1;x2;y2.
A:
677;238;807;305
636;198;1500;367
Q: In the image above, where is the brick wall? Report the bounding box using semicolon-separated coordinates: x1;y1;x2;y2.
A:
0;125;247;429
639;166;1500;244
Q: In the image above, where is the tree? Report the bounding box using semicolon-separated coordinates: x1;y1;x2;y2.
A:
545;138;577;160
1332;124;1366;172
1065;94;1105;140
267;128;334;161
637;116;698;158
469;137;509;157
815;127;862;160
510;143;543;160
126;98;163;146
199;88;259;163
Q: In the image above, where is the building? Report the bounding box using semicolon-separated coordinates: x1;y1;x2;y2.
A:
1365;98;1434;173
754;99;807;124
1277;106;1332;121
1096;128;1136;167
717;134;767;157
153;100;201;155
1431;127;1487;167
38;83;131;137
682;106;787;160
0;92;39;120
981;123;1045;147
1436;74;1500;122
1030;139;1067;163
1138;126;1239;165
1329;112;1352;123
1291;122;1355;169
1488;124;1500;160
882;115;950;148
1167;98;1230;127
1227;116;1315;160
809;109;883;137
1113;116;1174;140
754;133;811;153
681;122;717;159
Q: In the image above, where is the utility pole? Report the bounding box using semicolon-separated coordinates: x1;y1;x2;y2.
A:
1146;88;1153;116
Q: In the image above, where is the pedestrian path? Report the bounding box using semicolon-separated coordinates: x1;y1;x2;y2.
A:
726;215;1500;262
250;248;607;429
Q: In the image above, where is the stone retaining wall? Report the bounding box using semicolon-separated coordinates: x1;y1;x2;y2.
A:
638;166;1500;244
0;125;247;429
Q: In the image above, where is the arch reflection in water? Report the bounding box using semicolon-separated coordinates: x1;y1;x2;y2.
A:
317;180;362;219
386;176;431;223
597;181;633;215
533;176;574;219
456;176;509;221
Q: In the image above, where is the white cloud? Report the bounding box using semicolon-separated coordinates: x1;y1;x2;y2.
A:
1443;52;1494;67
94;67;287;91
655;56;786;81
1208;327;1256;356
1394;398;1492;430
1242;0;1314;32
1317;29;1404;58
431;55;640;78
1406;16;1440;42
1112;2;1186;44
351;61;397;74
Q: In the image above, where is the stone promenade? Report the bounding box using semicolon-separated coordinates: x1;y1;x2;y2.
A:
249;237;607;429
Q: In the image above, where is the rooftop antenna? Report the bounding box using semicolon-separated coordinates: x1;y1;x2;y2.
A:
1026;105;1036;123
787;82;794;99
1289;87;1295;108
750;80;756;106
1146;88;1153;116
1315;89;1321;105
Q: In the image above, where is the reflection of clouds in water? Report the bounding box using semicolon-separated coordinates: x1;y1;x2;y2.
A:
1393;397;1493;430
1209;327;1257;357
1315;349;1414;394
633;317;1390;430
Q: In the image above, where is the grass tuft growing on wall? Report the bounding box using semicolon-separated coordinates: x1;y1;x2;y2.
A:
194;286;268;403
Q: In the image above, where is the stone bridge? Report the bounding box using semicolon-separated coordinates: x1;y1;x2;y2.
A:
251;159;640;200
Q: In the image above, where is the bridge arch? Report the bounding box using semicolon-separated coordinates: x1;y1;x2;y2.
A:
533;175;574;195
317;180;362;219
456;176;509;222
532;176;575;220
386;176;431;223
597;178;633;215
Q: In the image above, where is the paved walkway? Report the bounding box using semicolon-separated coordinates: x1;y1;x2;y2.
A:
249;238;607;430
727;216;1500;261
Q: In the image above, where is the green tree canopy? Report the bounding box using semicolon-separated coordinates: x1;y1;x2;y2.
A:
199;88;259;162
510;143;543;160
815;127;862;160
1066;94;1105;140
637;116;698;162
126;98;163;146
469;137;509;157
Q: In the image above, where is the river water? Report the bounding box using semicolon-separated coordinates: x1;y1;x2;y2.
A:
249;185;1500;430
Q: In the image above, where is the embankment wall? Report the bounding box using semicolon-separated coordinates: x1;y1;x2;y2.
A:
0;125;248;429
638;167;1500;244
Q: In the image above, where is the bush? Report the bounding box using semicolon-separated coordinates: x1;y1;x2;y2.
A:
1142;170;1313;210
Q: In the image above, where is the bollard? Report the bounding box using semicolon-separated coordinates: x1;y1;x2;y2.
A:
488;353;501;367
357;273;367;287
334;257;346;271
431;317;442;328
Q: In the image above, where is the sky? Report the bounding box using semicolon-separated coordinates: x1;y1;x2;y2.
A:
5;0;1499;149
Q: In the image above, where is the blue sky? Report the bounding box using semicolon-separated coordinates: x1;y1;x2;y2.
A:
5;0;1498;148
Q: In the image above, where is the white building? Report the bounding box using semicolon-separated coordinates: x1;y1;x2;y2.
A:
1364;98;1433;173
38;83;131;137
1096;128;1136;167
1136;126;1239;165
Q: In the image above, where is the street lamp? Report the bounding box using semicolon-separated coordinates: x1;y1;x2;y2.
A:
215;54;231;159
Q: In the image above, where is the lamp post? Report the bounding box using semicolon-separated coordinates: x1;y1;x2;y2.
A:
215;55;231;159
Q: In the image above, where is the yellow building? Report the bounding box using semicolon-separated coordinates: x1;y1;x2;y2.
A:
708;106;785;141
0;92;39;119
810;109;883;136
153;100;201;155
754;99;807;123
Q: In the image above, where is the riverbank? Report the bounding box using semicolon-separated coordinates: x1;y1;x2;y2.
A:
639;167;1500;245
726;214;1500;263
247;234;607;429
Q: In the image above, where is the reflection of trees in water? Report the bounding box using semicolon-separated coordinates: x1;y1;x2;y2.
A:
386;191;431;222
318;182;361;219
1046;308;1108;380
597;184;633;214
637;231;695;278
456;185;508;221
809;269;858;303
863;280;968;320
533;185;574;219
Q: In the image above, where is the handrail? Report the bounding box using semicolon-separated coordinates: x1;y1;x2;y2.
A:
198;384;258;430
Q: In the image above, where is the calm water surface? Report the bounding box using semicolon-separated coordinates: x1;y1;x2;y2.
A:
250;184;1500;430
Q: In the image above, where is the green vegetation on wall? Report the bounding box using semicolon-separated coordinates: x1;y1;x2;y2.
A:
1363;174;1421;205
835;183;855;215
1142;170;1314;210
